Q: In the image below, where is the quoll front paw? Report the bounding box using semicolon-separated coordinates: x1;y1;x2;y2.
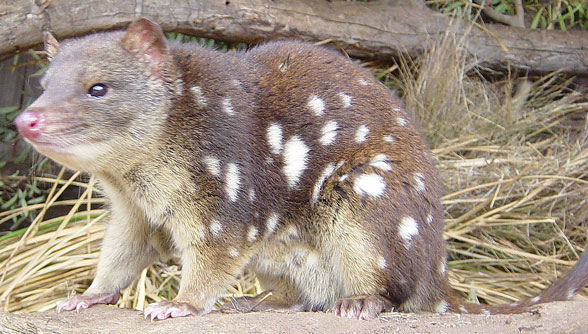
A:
334;294;393;320
56;292;120;312
144;300;202;320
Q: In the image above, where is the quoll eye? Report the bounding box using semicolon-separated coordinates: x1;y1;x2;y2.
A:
87;84;108;98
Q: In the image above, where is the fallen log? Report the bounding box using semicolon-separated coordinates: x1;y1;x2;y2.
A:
1;0;587;74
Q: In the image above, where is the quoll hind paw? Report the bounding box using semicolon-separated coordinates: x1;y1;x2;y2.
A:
334;295;394;320
143;301;202;321
56;293;120;313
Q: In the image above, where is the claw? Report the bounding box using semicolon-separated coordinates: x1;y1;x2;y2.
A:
75;302;86;312
143;300;201;321
333;295;393;320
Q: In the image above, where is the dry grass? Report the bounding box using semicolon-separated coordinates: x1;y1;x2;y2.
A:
1;26;587;313
399;27;588;304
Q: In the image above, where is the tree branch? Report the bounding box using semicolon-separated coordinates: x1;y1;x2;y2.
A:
474;0;525;28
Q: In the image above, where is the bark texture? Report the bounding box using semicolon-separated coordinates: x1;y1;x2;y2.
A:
1;0;587;74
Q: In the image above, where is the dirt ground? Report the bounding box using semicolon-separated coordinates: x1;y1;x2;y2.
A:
1;300;587;334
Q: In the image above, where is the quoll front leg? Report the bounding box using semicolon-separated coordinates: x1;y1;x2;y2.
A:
142;239;248;320
57;202;160;313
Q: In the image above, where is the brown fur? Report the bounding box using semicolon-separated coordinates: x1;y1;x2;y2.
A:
14;19;588;320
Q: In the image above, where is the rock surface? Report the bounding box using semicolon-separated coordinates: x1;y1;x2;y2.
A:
2;300;587;334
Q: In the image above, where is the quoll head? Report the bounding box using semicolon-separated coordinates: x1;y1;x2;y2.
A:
15;19;175;172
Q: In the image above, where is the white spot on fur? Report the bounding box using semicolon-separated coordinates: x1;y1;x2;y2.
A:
358;78;369;86
339;174;349;182
426;213;433;225
278;61;288;72
399;216;419;247
266;212;280;237
210;220;222;236
311;162;336;205
369;154;392;171
439;261;446;274
266;123;283;155
355;125;369;143
248;188;256;202
308;95;325;116
228;247;239;258
383;135;395;143
282;136;310;189
353;173;386;197
377;256;387;269
247;225;259;243
435;300;449;313
225;163;240;202
222;97;235;115
190;86;207;107
414;172;425;194
459;305;468;313
319;121;338;146
338;92;352;108
175;78;184;96
568;289;576;300
203;155;221;177
396;116;407;127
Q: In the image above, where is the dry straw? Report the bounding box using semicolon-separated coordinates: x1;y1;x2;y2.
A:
1;27;587;313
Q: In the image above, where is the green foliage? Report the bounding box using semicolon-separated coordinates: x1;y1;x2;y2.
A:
0;105;23;167
1;51;47;164
527;0;588;30
427;0;588;30
0;176;47;230
428;0;477;20
1;51;49;232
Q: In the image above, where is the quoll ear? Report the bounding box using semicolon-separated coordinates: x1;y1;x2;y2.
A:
121;18;169;78
43;32;60;62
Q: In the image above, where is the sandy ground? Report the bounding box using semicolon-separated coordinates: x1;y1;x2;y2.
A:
1;301;587;334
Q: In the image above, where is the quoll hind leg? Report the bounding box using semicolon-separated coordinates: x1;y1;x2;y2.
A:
334;294;394;320
221;273;306;313
221;290;305;313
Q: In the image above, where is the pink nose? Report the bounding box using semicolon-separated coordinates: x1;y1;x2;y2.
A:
15;110;45;140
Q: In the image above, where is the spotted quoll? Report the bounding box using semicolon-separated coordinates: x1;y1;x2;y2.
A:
15;19;588;320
